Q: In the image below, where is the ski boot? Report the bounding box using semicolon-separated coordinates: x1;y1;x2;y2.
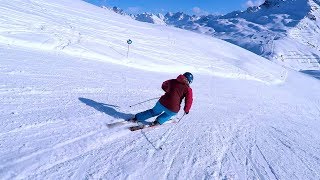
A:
149;120;160;127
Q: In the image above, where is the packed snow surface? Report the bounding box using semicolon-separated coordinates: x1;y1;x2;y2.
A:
0;0;320;179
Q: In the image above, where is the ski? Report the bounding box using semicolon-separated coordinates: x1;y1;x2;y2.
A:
106;118;137;128
129;125;156;131
129;121;177;131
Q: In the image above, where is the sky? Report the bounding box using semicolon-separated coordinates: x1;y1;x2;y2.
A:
84;0;265;15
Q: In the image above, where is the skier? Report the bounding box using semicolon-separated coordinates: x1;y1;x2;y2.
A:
129;72;193;128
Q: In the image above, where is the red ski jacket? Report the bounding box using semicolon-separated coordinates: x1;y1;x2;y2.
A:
159;74;193;113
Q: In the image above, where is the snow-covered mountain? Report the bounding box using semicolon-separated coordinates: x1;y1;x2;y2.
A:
1;0;320;179
211;0;320;71
135;13;166;25
110;0;320;71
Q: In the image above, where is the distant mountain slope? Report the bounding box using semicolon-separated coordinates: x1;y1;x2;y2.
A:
108;0;320;71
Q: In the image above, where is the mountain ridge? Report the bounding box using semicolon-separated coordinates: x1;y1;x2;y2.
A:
106;0;320;71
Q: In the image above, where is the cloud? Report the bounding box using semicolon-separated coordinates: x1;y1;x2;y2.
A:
245;0;264;8
126;6;142;14
192;7;201;14
192;7;209;16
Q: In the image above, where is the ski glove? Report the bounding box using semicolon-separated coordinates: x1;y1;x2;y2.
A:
185;111;189;115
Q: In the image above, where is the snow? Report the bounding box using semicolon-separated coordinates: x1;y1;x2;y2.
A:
115;0;320;71
135;13;166;25
0;0;320;179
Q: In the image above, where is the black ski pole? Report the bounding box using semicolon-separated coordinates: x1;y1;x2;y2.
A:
129;97;160;107
158;113;186;150
176;113;186;123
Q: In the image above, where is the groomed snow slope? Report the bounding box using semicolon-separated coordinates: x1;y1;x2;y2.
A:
0;0;320;179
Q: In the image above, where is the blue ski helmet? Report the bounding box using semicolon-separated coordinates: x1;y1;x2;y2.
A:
183;72;193;84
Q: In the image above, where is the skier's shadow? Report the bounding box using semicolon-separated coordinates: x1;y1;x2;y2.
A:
78;97;133;120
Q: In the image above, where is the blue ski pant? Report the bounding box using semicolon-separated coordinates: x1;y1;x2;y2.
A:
135;101;177;125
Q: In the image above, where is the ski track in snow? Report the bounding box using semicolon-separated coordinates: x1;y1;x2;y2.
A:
1;0;320;179
0;45;320;179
